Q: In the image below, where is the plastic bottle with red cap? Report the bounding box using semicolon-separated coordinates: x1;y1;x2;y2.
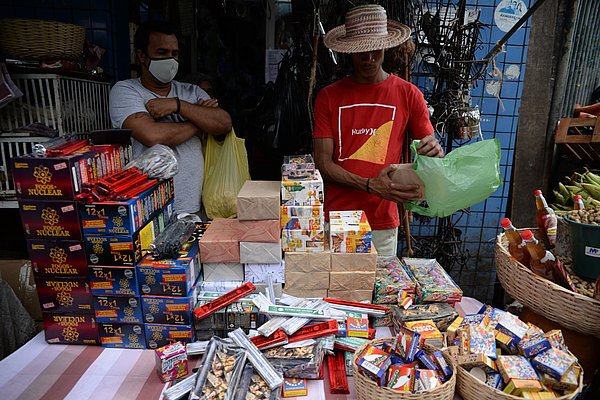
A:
520;229;575;291
573;194;585;210
500;217;530;266
533;189;557;247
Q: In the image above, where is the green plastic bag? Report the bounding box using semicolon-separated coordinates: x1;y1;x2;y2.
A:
405;138;502;218
202;129;251;219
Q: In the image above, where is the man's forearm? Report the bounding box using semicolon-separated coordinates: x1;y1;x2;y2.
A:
123;112;199;147
317;160;369;193
180;101;232;135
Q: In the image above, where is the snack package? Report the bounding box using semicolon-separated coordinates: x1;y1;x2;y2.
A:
402;258;462;303
190;337;247;400
531;348;576;381
264;339;325;379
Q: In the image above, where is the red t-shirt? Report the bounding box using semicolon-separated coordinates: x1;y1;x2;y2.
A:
313;74;433;230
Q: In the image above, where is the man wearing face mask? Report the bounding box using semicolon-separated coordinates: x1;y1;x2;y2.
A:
109;21;232;215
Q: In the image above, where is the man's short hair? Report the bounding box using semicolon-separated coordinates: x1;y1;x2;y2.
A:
134;21;180;53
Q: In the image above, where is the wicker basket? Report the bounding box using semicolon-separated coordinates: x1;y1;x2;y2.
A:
456;364;583;400
352;338;456;400
0;18;85;60
495;231;600;338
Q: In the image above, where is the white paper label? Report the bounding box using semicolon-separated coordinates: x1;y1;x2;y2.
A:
584;246;600;258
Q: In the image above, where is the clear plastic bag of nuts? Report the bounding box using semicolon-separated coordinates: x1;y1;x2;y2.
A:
233;364;280;400
263;339;325;379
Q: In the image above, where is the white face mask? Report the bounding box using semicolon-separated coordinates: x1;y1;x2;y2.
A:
147;57;179;84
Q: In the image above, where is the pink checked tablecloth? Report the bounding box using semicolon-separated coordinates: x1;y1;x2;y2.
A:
0;298;481;400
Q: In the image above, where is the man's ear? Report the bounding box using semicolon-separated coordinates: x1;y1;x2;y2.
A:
136;49;146;66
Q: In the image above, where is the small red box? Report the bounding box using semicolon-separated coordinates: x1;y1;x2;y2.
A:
27;239;87;277
19;200;82;240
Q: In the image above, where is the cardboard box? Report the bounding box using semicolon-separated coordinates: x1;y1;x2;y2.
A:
145;324;194;349
283;288;328;298
98;322;146;349
203;262;244;282
79;179;174;236
327;290;373;303
330;250;377;272
43;313;99;345
236;180;280;220
141;295;195;325
244;261;285;283
35;276;93;314
329;210;372;253
155;342;188;382
281;170;324;206
281;229;326;252
285;271;330;290
19;200;82;240
280;205;324;230
137;235;201;297
240;241;282;264
11;144;131;200
89;265;139;296
27;240;88;277
93;295;143;324
85;204;171;266
284;250;330;272
329;271;375;291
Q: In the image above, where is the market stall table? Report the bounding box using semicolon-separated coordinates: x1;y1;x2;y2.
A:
0;298;481;400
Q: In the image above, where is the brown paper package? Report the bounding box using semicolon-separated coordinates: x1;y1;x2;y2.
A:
237;181;281;220
330;251;377;272
329;271;376;291
328;289;373;303
284;251;331;272
285;271;330;290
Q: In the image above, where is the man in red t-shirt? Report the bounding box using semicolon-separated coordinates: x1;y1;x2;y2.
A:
314;5;444;256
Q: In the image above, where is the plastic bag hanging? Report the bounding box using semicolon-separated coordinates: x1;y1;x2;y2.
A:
404;138;502;218
202;128;251;219
125;144;178;179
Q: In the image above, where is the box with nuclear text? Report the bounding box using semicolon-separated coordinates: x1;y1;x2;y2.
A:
35;276;93;314
43;313;100;345
27;239;88;277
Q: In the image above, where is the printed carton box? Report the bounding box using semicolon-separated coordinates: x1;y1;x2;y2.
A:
93;295;143;324
89;265;139;296
79;179;174;236
145;324;194;349
137;229;201;297
35;276;93;314
27;239;88;277
43;313;100;345
141;294;195;325
98;322;146;349
19;200;82;240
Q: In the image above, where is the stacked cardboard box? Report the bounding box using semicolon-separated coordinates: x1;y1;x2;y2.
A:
12;143;131;345
136;225;203;349
82;179;175;349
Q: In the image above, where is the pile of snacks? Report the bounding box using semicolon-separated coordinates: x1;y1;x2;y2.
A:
455;304;581;398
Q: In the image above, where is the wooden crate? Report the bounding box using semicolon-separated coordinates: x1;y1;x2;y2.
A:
554;117;600;164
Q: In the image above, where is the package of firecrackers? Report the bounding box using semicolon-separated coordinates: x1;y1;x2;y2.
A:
190;337;247;400
281;154;315;180
402;258;462;303
454;303;582;398
391;303;458;332
374;255;416;300
393;326;422;362
281;378;308;397
154;341;188;383
355;337;453;393
403;320;444;348
263;339;325;379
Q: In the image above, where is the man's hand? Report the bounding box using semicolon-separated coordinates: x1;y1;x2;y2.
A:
368;165;423;203
145;98;178;119
197;98;219;108
417;135;444;158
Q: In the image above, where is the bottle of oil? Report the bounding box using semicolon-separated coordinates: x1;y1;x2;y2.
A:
534;190;557;247
500;218;530;266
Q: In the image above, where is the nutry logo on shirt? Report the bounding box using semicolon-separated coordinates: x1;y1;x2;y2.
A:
351;127;377;136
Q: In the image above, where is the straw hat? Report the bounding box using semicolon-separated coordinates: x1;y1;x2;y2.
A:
324;4;411;54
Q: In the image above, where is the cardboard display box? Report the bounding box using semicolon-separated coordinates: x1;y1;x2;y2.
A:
19;200;82;240
35;276;94;314
43;313;100;345
27;240;88;277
